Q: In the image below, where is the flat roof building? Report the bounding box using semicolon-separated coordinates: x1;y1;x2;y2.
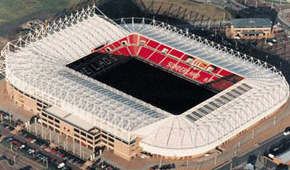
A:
226;18;274;39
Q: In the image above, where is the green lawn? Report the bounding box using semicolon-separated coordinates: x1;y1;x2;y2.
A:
141;0;232;20
0;0;82;26
265;0;290;4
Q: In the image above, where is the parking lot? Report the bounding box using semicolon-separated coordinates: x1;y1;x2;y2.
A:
0;109;87;170
252;30;290;63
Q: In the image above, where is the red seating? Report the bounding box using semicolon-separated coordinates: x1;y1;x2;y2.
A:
160;57;178;68
127;46;140;56
117;47;131;56
111;50;122;56
209;76;219;82
147;40;159;49
139;36;149;45
93;33;242;91
174;62;190;75
112;41;122;49
157;44;171;54
148;52;166;64
219;69;232;77
128;34;139;44
185;68;200;79
210;79;234;91
196;71;214;83
118;37;128;44
169;49;184;59
138;47;155;59
211;67;221;74
181;54;189;60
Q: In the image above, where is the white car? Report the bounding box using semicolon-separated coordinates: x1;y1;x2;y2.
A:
28;149;35;154
234;36;241;40
267;42;273;46
268;153;275;159
204;153;211;157
271;38;277;43
57;162;65;169
19;145;25;149
283;127;290;136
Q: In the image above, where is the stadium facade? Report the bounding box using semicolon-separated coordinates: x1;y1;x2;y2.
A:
0;5;289;160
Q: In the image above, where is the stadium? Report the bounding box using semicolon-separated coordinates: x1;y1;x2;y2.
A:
0;5;289;160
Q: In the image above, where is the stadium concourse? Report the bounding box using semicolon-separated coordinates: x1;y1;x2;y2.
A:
0;4;289;161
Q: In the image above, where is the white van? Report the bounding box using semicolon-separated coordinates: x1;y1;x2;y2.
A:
57;162;65;169
268;153;275;159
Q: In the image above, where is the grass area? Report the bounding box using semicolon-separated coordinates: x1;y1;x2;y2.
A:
237;0;290;5
0;0;82;26
141;0;232;20
236;0;247;4
265;0;290;4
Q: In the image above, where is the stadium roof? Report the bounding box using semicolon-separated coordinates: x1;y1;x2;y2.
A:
45;106;95;131
0;6;289;157
231;18;272;28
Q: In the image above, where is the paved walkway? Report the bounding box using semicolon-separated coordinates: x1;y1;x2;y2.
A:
227;0;248;9
278;8;290;30
0;79;34;122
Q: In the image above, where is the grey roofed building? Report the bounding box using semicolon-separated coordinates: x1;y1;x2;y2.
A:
231;18;272;28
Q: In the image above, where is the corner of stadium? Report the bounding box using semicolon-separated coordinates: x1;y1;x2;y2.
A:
0;4;289;162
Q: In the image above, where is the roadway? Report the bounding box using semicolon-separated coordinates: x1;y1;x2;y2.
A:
0;144;44;170
215;132;288;170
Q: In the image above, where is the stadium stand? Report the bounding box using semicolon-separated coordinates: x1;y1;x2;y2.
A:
94;33;243;92
0;6;288;159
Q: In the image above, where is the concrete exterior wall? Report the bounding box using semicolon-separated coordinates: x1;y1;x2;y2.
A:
6;81;39;115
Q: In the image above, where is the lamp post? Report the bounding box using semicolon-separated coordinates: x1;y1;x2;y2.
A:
34;117;37;136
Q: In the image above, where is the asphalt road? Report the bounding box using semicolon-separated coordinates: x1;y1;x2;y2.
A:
216;132;288;170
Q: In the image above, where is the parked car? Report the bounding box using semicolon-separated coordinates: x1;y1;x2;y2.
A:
6;137;13;142
18;165;32;170
268;153;275;159
27;137;36;143
9;126;14;131
57;162;65;169
2;124;9;128
267;42;273;46
271;38;277;43
19;144;26;149
27;149;35;154
283;127;290;136
234;36;241;40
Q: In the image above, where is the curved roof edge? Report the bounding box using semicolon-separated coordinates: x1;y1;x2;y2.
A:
140;95;289;157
